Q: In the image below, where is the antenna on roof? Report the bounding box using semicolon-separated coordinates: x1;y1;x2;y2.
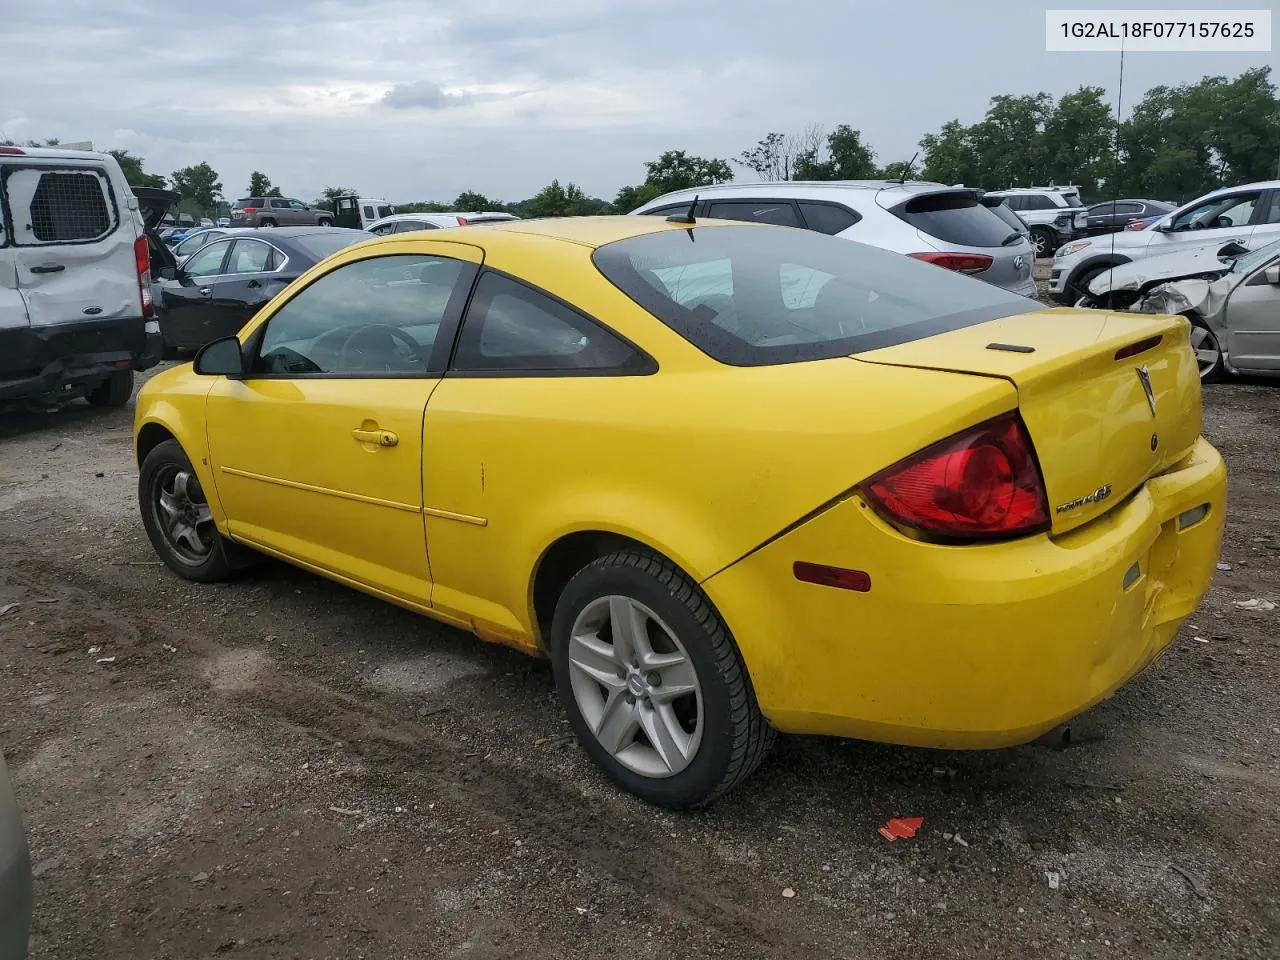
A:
666;194;698;224
887;152;919;184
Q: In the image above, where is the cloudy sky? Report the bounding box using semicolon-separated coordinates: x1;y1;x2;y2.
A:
4;0;1272;204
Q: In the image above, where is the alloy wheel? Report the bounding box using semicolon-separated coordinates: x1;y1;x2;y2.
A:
566;595;703;778
1189;323;1222;379
152;465;216;565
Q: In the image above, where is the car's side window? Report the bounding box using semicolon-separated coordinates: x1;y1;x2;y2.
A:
363;205;375;220
270;198;289;209
253;254;469;377
707;200;801;227
451;271;648;375
1114;202;1142;215
1174;193;1259;230
370;223;396;235
183;240;231;277
3;168;116;244
227;239;274;275
1259;192;1280;226
289;200;306;210
395;221;432;233
797;202;860;235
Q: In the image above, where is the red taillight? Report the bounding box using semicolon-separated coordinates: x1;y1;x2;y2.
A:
241;207;257;214
134;234;153;318
909;252;994;275
0;146;25;156
456;216;469;226
863;413;1050;542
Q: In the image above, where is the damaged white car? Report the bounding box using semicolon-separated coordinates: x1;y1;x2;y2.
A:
1077;238;1280;382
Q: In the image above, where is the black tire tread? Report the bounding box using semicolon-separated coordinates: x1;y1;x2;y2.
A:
87;370;133;408
571;549;775;808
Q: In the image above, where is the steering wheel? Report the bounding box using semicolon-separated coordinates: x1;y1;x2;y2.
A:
1190;219;1206;230
337;324;424;372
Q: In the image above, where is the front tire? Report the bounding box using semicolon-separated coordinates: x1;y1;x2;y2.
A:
139;440;250;582
551;550;775;808
1188;316;1225;383
317;218;332;227
1030;228;1056;259
86;370;133;408
259;219;276;228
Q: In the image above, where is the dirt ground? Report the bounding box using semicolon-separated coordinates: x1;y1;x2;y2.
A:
1;357;1278;960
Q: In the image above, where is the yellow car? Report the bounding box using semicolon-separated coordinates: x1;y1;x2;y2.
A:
134;215;1226;808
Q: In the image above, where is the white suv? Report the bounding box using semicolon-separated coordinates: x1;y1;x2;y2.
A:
1049;180;1280;304
631;181;1037;298
0;146;163;409
982;186;1084;258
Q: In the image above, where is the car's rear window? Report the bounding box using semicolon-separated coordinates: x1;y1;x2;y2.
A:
890;192;1015;248
1061;192;1084;207
289;230;370;260
593;225;1039;367
984;200;1027;234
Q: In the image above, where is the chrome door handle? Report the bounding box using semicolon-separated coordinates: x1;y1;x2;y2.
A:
352;428;398;447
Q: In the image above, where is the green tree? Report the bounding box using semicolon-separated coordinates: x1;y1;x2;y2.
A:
107;149;166;189
396;200;452;214
170;162;223;214
614;182;663;211
321;185;358;202
968;93;1053;189
643;150;733;192
919;120;981;185
1041;87;1116;197
247;171;274;196
520;180;609;218
454;190;500;211
794;125;879;180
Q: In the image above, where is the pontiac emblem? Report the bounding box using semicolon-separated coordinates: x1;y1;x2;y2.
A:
1056;484;1113;514
1136;365;1157;417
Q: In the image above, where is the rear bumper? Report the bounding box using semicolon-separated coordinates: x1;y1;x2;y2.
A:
0;317;161;402
704;437;1227;747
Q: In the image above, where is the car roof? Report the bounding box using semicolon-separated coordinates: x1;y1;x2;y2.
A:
266;226;368;239
374;215;759;251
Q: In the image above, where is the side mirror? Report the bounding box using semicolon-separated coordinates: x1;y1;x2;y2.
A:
193;336;245;377
1154;221;1173;233
1265;264;1280;286
158;266;176;281
1219;241;1248;258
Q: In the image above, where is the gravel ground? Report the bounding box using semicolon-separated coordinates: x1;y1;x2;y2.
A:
1;343;1277;959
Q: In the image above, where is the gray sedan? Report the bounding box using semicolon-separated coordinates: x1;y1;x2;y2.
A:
1081;237;1280;381
0;752;31;960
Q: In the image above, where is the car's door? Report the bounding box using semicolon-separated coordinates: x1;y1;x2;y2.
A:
202;238;288;343
0;181;30;374
266;198;290;225
421;270;656;645
1223;250;1280;372
1248;189;1280;248
1152;191;1259;255
203;243;483;607
159;238;232;351
1085;202;1115;235
288;199;311;224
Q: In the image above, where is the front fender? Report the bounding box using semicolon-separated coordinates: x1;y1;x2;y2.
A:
133;372;225;528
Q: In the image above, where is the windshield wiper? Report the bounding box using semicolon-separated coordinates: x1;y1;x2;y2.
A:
1001;232;1024;246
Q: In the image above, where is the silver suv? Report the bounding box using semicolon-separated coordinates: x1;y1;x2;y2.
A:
632;181;1037;297
982;187;1084;258
230;197;333;228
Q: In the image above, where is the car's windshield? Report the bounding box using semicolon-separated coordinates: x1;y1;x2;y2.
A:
593;225;1040;367
289;230;370;260
1229;237;1280;274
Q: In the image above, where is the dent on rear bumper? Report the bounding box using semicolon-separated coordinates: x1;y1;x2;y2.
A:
703;437;1226;748
0;316;158;400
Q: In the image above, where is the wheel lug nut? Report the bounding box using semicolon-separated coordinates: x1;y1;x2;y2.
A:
646;672;661;687
625;694;636;705
616;669;626;680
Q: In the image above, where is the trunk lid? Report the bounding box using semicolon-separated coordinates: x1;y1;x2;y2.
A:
855;308;1202;534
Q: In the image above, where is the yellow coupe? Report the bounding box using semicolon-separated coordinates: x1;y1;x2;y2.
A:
134;216;1226;807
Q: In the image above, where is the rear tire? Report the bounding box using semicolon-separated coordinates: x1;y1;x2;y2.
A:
86;370;133;408
139;440;255;582
551;550;775;809
259;219;276;228
317;218;332;227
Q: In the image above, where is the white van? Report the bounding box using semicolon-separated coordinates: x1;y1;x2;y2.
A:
0;146;163;409
329;196;395;230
